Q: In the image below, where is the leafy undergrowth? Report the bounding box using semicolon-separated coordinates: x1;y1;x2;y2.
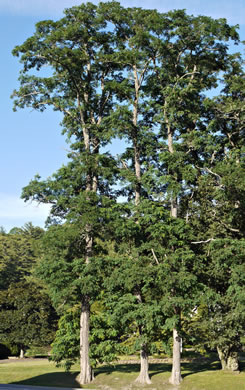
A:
0;356;245;390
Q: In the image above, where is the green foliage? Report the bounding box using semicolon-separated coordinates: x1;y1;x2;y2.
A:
0;224;51;356
51;301;121;370
0;232;36;290
0;281;58;351
0;223;44;291
50;306;80;370
11;0;245;378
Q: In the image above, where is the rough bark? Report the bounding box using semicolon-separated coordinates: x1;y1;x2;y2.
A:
217;346;239;371
169;328;183;385
135;346;152;384
77;297;94;385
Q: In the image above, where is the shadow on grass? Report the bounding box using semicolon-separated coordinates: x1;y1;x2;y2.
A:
149;360;221;379
95;363;141;375
95;362;172;378
95;356;223;381
181;351;245;378
149;363;172;379
11;371;80;388
181;360;221;379
10;355;245;388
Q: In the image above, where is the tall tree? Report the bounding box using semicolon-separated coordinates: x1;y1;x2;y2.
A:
146;11;240;385
187;55;245;371
12;3;120;384
101;4;163;384
12;2;243;386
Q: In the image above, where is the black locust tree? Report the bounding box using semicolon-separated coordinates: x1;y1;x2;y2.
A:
188;55;245;371
147;11;240;385
12;1;243;386
12;3;120;384
100;4;163;384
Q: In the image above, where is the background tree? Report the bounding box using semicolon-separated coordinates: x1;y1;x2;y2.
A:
0;281;58;357
0;224;53;357
0;223;43;290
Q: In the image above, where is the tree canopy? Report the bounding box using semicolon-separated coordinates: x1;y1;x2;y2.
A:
11;1;245;386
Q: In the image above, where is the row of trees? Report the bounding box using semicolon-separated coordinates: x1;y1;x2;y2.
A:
10;1;245;386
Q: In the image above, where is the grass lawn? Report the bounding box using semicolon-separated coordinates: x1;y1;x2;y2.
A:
0;360;80;387
0;357;245;389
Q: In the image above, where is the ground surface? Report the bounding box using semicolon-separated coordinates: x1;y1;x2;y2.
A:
0;385;83;390
0;356;245;390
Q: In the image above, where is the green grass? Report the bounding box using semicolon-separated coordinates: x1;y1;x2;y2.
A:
0;360;80;387
0;357;245;390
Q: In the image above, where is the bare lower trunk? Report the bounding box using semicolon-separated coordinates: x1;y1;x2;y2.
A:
19;349;24;359
169;328;182;385
135;346;151;384
166;97;183;386
217;346;239;371
77;297;93;385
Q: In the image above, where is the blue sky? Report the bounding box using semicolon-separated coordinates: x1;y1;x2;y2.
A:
0;0;244;232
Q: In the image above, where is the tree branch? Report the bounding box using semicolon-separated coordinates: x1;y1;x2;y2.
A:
151;248;159;264
191;238;215;244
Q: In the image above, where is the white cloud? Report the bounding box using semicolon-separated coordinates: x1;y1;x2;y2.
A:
0;193;51;231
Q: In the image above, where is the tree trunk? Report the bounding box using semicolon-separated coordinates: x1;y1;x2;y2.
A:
166;117;183;385
132;64;141;207
19;348;25;359
169;328;182;385
77;297;94;385
77;115;96;384
217;346;239;371
134;295;151;384
135;345;152;384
